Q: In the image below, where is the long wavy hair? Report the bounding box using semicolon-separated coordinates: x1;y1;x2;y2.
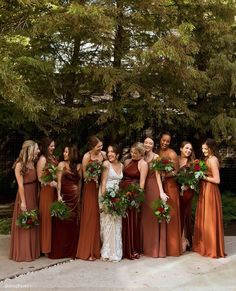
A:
39;137;54;159
67;145;79;173
180;141;195;163
13;140;38;175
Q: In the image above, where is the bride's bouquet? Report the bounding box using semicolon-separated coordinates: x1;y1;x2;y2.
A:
84;161;104;186
151;199;171;223
41;163;58;185
100;186;128;217
121;183;145;209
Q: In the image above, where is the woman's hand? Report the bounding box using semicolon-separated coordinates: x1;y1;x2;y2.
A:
58;194;63;202
160;192;169;202
20;202;27;212
50;180;57;188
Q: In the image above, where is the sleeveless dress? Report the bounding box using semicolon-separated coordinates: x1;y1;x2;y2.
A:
49;169;81;259
76;154;104;260
10;168;40;262
39;156;58;254
179;173;194;248
100;163;123;261
141;161;167;257
192;162;225;258
120;160;141;260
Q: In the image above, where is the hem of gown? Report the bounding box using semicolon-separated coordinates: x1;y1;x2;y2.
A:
9;255;40;262
192;248;226;259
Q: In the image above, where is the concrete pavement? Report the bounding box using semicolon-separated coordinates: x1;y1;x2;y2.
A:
0;235;235;290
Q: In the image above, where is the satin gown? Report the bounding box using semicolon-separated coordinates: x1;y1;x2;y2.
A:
76;157;103;260
141;161;166;257
39;156;58;254
192;164;225;258
120;160;141;260
10;168;40;262
49;169;80;259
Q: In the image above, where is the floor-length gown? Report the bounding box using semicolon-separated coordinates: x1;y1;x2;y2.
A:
120;160;141;260
10;168;40;262
192;165;225;258
141;162;166;257
162;177;182;256
49;169;80;259
39;157;58;254
76;158;102;260
100;163;123;261
180;187;194;248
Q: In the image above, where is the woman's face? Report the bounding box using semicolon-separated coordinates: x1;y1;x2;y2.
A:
48;141;55;155
107;146;118;163
180;143;192;158
202;144;212;157
63;147;69;161
93;141;103;153
130;148;142;160
144;138;154;152
33;144;40;160
160;134;171;150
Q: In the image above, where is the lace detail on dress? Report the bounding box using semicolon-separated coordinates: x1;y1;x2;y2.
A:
100;163;123;262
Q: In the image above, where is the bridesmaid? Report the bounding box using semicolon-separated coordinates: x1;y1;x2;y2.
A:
141;137;168;258
76;136;106;260
37;137;58;255
10;140;40;262
100;144;123;262
49;145;82;259
120;142;148;260
158;132;182;256
178;141;195;252
192;138;225;258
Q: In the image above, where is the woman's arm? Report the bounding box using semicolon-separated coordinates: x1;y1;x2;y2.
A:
15;163;27;211
163;150;179;178
155;171;169;201
100;161;109;195
139;160;148;189
77;163;82;199
57;162;64;201
204;157;220;184
82;153;90;176
37;156;46;183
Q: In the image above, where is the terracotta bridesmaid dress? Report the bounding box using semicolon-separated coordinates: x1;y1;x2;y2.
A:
76;156;102;260
141;161;166;257
192;163;225;258
10;168;40;262
120;160;141;260
39;156;58;254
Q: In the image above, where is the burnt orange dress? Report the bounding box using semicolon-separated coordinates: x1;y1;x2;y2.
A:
120;160;141;260
141;161;166;257
76;158;101;260
39;156;58;254
49;169;81;259
10;168;40;262
192;164;225;258
162;177;182;256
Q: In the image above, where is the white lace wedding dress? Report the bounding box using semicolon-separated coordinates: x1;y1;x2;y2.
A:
100;163;123;262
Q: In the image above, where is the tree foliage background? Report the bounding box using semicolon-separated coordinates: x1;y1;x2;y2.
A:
0;0;236;200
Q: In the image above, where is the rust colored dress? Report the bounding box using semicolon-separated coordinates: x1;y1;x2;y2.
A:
192;165;225;258
180;187;194;248
141;162;166;257
120;160;141;260
49;169;81;259
10;168;40;262
39;156;58;254
76;158;102;260
162;177;182;256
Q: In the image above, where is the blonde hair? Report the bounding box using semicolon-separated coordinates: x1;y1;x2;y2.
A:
13;140;38;175
131;142;145;156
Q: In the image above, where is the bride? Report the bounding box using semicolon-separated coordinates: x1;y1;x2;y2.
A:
100;144;123;262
